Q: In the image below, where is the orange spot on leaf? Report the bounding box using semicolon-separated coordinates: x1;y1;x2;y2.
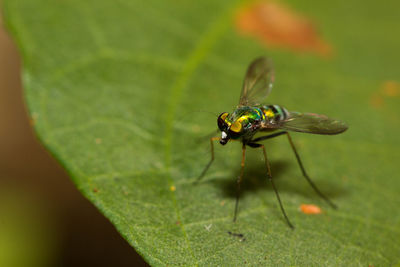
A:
370;80;400;109
300;204;322;214
235;1;332;56
382;80;400;97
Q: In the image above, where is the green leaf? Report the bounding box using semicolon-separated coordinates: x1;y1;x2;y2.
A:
4;0;400;265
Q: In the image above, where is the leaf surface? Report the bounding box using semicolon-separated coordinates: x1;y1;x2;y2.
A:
4;0;400;265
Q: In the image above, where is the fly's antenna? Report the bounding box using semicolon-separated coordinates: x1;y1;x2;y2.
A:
176;109;219;121
173;109;220;139
196;129;220;142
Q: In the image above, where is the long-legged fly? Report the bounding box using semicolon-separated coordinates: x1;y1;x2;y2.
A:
197;57;348;229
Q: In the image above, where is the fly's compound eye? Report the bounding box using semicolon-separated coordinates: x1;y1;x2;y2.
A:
228;120;242;138
217;112;229;131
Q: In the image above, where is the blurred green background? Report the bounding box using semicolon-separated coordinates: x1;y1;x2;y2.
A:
0;5;147;267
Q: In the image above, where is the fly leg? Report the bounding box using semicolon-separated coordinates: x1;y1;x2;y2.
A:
233;143;246;222
247;141;294;229
251;131;337;209
195;137;220;183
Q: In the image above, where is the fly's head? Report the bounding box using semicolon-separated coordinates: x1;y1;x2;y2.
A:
217;110;258;145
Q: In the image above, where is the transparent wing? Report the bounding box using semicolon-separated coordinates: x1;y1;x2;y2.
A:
239;57;274;106
277;112;348;135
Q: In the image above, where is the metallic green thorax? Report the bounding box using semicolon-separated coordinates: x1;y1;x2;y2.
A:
227;106;264;127
218;105;289;143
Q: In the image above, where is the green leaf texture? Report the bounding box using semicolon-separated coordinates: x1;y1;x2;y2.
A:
4;0;400;265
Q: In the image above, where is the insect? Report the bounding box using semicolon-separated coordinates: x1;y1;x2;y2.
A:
197;57;348;229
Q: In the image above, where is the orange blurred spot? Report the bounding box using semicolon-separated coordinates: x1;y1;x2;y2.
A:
381;80;400;97
235;1;332;57
300;204;322;214
170;185;176;192
370;80;399;109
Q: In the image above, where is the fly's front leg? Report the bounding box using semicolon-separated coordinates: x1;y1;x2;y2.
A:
196;137;220;183
233;143;246;222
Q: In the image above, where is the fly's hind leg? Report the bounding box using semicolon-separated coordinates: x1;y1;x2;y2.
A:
247;142;294;229
285;132;337;209
252;131;337;209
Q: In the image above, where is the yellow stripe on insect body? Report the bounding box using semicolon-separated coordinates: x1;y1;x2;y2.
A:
230;120;242;132
230;116;250;133
220;112;229;121
263;109;275;119
220;112;232;127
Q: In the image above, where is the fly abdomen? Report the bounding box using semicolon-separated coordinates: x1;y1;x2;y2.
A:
261;104;290;124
